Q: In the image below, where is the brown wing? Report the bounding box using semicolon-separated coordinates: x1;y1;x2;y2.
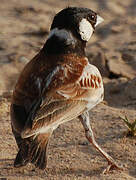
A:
21;60;103;138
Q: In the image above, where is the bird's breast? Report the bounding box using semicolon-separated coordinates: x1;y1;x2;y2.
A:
77;62;104;110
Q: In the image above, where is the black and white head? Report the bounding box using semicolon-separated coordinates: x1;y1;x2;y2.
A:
44;7;104;54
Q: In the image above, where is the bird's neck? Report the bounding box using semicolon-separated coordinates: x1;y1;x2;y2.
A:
42;28;86;57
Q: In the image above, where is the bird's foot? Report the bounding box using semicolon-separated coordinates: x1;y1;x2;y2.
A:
103;161;124;174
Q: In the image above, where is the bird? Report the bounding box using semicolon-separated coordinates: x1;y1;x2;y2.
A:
10;7;122;173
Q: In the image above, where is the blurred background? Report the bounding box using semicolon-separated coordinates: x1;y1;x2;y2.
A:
0;0;136;179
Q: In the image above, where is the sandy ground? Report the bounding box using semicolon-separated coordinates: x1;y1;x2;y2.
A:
0;0;136;179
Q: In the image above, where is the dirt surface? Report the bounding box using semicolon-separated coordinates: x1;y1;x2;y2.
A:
0;0;136;179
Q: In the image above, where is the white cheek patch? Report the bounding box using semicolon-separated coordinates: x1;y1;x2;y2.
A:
79;18;94;41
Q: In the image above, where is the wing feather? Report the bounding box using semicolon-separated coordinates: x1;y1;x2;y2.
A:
22;60;103;138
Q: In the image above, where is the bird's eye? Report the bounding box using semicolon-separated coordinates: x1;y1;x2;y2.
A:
88;15;95;22
91;15;95;20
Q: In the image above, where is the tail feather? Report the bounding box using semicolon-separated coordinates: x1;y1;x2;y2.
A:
30;140;48;169
34;149;47;169
14;140;29;167
13;132;51;169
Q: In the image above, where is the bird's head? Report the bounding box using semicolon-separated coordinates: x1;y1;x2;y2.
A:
51;7;104;42
44;7;104;55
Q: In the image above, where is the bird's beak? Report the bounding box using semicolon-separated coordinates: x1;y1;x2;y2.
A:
95;15;104;27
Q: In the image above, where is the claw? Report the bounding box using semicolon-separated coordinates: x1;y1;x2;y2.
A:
103;161;124;174
79;112;124;174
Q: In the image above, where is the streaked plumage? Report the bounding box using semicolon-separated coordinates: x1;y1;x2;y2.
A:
11;7;122;173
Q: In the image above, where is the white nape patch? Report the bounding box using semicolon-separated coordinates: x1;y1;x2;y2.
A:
48;28;58;39
95;15;104;27
79;18;94;41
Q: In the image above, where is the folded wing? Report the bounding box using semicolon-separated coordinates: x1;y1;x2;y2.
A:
21;60;103;138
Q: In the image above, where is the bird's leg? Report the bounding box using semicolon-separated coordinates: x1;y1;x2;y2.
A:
79;111;123;174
